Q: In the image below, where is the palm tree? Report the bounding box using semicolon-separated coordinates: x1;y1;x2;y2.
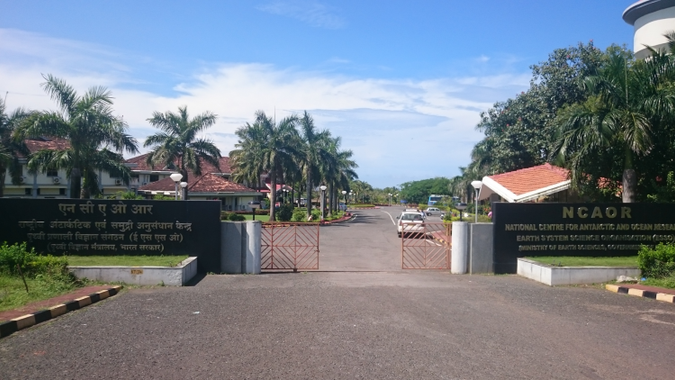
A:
230;111;300;221
298;111;333;218
322;137;358;213
0;99;30;197
552;47;675;202
16;74;138;198
144;106;222;200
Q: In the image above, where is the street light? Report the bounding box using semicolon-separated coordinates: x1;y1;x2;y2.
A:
388;193;392;207
455;203;467;222
349;190;353;204
249;201;261;221
320;185;327;220
471;180;482;223
282;188;288;204
180;181;188;200
341;190;347;210
170;173;183;200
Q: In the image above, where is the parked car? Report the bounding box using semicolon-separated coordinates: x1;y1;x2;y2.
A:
396;211;426;237
426;207;440;215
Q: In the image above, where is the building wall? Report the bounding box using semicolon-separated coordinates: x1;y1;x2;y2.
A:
633;5;675;58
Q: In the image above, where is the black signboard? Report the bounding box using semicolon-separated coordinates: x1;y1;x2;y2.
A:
0;199;221;273
493;203;675;274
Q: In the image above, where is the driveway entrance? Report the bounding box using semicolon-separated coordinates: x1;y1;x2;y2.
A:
400;222;451;269
261;223;320;271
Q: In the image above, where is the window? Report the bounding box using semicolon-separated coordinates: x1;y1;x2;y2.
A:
46;168;58;177
59;188;65;195
149;174;159;182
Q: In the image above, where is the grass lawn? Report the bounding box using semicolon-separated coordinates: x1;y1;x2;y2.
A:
349;204;375;208
66;255;188;267
241;214;270;222
526;256;638;267
0;273;82;313
642;276;675;289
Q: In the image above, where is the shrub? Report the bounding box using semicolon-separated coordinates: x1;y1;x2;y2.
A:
0;242;37;274
277;204;294;222
311;209;321;221
638;243;675;278
292;209;307;222
228;213;246;221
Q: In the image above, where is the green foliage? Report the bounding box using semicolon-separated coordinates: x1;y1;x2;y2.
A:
638;243;675;278
399;177;450;205
277;204;294;222
647;171;675;202
292;209;307;222
153;194;175;201
311;209;321;221
0;242;37;274
0;241;69;277
228;213;246;221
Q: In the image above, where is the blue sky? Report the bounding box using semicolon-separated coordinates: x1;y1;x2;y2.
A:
1;1;637;188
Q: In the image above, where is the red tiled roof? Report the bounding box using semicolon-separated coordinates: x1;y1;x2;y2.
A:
24;137;70;155
139;173;256;193
488;163;569;196
125;154;231;174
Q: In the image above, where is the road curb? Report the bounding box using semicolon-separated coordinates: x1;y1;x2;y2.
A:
0;285;123;339
605;284;675;304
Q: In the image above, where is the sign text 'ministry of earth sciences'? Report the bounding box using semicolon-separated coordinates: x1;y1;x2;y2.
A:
492;203;675;274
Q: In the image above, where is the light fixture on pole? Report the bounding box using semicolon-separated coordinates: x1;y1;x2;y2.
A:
180;181;188;200
341;190;347;210
249;201;261;221
169;173;183;200
388;193;392;206
349;190;353;204
471;180;482;223
320;185;327;220
455;202;467;222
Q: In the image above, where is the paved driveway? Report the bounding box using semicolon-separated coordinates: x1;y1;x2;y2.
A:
2;207;675;379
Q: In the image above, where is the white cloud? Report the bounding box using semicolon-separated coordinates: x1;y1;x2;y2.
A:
257;1;346;29
0;29;530;188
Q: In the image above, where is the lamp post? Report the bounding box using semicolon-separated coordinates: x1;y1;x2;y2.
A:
282;188;288;204
388;193;392;206
349;190;353;204
170;173;183;200
342;190;347;210
180;181;188;200
249;201;261;221
455;203;467;222
320;185;327;221
471;180;482;223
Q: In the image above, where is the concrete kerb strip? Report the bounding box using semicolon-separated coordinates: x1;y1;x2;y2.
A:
0;285;123;339
606;284;675;304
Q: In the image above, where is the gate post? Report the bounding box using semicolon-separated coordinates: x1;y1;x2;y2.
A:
245;221;262;274
451;222;469;274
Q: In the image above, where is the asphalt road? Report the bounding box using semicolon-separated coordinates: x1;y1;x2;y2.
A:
2;207;675;379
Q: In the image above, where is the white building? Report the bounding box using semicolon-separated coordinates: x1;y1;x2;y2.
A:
623;0;675;59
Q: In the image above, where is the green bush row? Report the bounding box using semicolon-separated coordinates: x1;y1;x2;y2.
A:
220;212;246;221
638;243;675;278
0;242;69;277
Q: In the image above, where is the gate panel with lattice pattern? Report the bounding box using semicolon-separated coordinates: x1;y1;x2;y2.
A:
401;222;451;269
261;223;320;271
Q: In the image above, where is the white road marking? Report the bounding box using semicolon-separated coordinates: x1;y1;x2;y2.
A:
381;210;397;226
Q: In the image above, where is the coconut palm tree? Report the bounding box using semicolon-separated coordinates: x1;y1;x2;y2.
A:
322;137;358;213
298;111;333;218
0;99;31;197
15;75;138;198
230;110;300;221
144;106;222;200
552;47;675;202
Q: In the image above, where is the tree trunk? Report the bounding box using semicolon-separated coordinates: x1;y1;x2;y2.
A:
306;169;312;218
70;168;81;199
270;165;277;222
182;169;189;201
328;182;334;216
622;169;636;203
0;165;6;198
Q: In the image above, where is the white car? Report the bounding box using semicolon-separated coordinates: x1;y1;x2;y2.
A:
396;211;426;237
426;207;440;215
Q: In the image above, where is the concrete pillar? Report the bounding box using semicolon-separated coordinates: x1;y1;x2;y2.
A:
469;223;494;274
451;221;469;274
245;221;261;274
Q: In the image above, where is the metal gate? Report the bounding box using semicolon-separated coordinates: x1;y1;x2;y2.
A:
401;222;451;269
261;223;320;271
